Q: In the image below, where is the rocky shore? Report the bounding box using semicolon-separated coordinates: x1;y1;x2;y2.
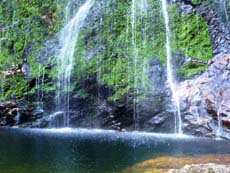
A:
121;154;230;173
169;164;230;173
0;0;229;140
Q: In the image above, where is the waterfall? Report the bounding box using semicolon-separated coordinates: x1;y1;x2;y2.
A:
161;0;183;134
96;17;103;101
130;0;148;129
36;66;46;109
15;109;20;125
56;0;94;127
131;0;138;129
140;0;148;89
0;40;3;101
216;108;223;139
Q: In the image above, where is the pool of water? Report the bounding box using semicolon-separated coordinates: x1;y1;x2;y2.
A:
0;128;230;173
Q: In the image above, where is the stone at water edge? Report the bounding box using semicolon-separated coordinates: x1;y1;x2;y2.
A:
0;101;44;126
0;101;18;125
168;163;230;173
120;154;230;173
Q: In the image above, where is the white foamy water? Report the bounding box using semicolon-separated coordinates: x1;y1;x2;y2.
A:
161;0;183;134
56;0;94;127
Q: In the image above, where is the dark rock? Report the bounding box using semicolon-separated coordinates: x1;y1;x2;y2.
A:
0;101;47;127
19;105;34;123
222;117;230;128
0;101;18;125
180;3;195;14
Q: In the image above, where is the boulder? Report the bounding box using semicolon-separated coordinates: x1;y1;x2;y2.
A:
0;101;18;125
0;101;45;126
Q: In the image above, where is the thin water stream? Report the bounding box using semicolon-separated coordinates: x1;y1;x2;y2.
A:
131;0;138;129
216;108;223;139
161;0;183;134
56;0;94;127
219;0;229;21
130;0;149;130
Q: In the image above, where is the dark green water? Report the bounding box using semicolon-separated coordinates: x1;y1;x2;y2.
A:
0;128;230;173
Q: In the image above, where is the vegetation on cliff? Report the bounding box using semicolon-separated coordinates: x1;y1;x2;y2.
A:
0;0;213;102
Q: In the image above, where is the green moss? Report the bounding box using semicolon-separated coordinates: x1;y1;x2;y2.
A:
71;1;213;100
0;0;214;101
0;0;62;100
170;5;213;77
72;0;164;100
191;0;199;5
179;63;208;77
2;74;27;99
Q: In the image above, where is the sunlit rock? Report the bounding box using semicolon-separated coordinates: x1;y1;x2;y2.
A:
169;163;230;173
177;54;230;139
121;155;230;173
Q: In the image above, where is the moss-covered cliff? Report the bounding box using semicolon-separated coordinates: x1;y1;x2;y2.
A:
1;0;229;134
0;0;214;101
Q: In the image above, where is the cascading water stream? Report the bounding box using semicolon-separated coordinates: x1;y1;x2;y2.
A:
161;0;183;134
0;40;4;101
139;0;148;89
56;0;94;127
36;66;46;109
219;0;229;21
216;108;223;139
96;17;103;101
130;0;148;129
131;0;138;129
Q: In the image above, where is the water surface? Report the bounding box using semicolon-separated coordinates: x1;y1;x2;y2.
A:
0;128;230;173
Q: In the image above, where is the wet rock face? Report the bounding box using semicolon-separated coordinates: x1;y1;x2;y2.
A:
44;56;174;133
169;163;230;173
177;54;230;138
16;56;230;135
0;101;44;126
138;58;175;133
1;0;229;138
